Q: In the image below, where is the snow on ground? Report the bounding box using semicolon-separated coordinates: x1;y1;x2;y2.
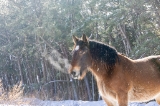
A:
0;98;159;106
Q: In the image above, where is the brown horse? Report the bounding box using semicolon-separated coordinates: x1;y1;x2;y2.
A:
68;34;160;106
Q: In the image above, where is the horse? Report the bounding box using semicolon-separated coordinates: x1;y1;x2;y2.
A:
68;34;160;106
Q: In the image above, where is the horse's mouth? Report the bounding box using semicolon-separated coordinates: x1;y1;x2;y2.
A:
72;75;80;79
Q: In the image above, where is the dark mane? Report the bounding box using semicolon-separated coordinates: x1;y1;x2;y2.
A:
89;40;119;68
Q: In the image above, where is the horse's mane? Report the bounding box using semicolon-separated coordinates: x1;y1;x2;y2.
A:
89;40;119;73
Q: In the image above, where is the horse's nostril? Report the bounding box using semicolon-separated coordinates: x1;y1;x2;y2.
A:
71;71;76;76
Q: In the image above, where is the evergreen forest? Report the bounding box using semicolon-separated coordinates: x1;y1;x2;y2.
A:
0;0;160;101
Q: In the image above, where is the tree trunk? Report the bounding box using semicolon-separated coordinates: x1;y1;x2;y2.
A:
71;80;78;100
41;58;47;83
84;77;92;101
118;24;132;56
17;57;24;84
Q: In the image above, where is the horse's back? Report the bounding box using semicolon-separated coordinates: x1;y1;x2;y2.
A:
134;55;160;61
131;55;160;83
140;55;160;71
152;55;160;65
133;55;160;71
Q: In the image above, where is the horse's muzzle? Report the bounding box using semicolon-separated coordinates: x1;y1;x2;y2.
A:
68;66;83;79
70;71;80;79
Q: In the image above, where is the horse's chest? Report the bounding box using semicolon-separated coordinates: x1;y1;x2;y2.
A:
97;81;116;101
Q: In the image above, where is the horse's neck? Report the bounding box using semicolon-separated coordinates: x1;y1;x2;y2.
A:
89;53;132;80
88;60;110;80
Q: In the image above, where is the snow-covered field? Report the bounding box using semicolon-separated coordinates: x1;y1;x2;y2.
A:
0;98;159;106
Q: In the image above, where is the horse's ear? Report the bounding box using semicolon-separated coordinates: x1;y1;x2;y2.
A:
72;35;78;44
82;34;88;43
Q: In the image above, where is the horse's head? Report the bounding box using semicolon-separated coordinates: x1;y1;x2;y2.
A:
68;34;91;80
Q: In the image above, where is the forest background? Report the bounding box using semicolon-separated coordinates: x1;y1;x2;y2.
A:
0;0;160;101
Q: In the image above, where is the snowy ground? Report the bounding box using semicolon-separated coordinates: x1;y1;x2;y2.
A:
0;98;159;106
